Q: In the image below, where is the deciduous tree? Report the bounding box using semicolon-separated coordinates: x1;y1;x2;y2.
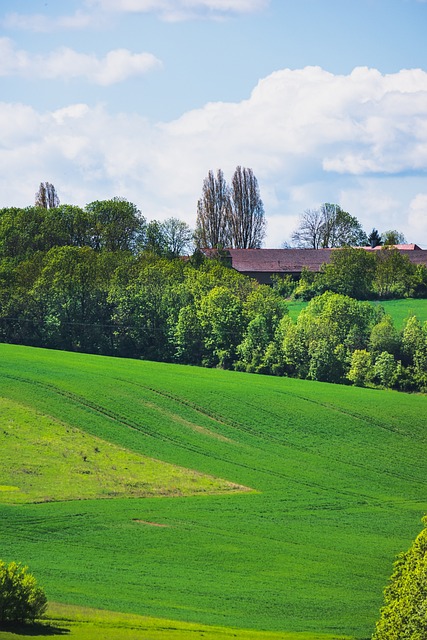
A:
292;204;366;248
321;246;377;299
373;517;427;639
373;351;398;388
195;169;231;249
0;560;47;624
373;247;414;298
381;229;406;246
347;349;372;386
35;182;59;209
291;208;324;249
320;203;367;248
161;217;193;257
229;166;266;248
85;198;145;253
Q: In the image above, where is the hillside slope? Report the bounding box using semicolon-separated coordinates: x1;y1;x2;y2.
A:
0;344;426;638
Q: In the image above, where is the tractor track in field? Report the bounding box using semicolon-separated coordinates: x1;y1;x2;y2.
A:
0;372;296;486
272;386;427;442
2;372;424;505
115;383;426;507
134;382;427;491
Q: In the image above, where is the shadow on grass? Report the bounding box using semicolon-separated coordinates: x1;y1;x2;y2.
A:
0;622;70;636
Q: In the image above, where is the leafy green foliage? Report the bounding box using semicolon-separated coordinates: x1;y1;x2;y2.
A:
381;229;406;246
373;247;414;298
373;351;399;388
293;246;427;302
279;292;379;383
321;246;377;299
0;560;47;623
347;349;372;386
0;200;426;391
373;518;427;640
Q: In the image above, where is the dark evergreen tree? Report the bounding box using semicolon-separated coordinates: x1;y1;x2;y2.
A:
368;228;382;248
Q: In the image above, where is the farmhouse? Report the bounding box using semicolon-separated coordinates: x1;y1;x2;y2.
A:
203;245;427;285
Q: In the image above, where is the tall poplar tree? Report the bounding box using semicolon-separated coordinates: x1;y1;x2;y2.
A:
195;169;231;249
35;182;60;209
229;166;266;249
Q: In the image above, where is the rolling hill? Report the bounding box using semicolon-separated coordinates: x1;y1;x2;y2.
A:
1;343;426;639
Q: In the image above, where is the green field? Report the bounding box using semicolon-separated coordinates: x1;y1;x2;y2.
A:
0;603;350;640
370;298;427;328
287;297;427;328
1;344;427;639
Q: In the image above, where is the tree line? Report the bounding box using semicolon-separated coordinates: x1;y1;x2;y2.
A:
1;184;426;392
0;196;426;392
290;202;407;250
288;245;427;300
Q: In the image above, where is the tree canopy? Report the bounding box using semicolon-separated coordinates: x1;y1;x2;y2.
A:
373;518;427;639
0;560;47;624
292;203;367;248
195;166;265;249
35;182;59;209
0;190;426;393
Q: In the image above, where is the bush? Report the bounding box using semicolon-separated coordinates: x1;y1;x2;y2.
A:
0;560;47;624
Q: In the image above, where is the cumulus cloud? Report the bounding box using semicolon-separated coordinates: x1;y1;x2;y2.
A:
0;38;162;84
1;66;427;247
407;193;427;241
86;0;269;20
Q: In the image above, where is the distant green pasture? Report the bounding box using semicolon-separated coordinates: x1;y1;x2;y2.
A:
286;297;427;328
0;344;426;639
371;298;427;328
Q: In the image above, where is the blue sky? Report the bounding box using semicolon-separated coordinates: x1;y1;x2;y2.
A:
1;0;427;246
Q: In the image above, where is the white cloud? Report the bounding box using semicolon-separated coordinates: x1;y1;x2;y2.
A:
87;0;269;20
407;194;427;243
0;38;162;85
1;66;427;247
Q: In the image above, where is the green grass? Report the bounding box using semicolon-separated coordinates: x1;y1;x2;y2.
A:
0;344;426;638
0;396;247;504
371;298;427;328
0;603;350;640
285;299;307;321
286;297;427;328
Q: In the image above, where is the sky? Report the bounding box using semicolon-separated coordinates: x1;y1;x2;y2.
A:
1;0;427;248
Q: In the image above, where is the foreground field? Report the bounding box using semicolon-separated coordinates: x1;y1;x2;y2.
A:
0;344;426;638
0;603;350;640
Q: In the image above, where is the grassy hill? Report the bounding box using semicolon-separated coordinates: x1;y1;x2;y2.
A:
1;343;427;639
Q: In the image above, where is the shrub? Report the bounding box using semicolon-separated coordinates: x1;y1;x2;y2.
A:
0;560;47;624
